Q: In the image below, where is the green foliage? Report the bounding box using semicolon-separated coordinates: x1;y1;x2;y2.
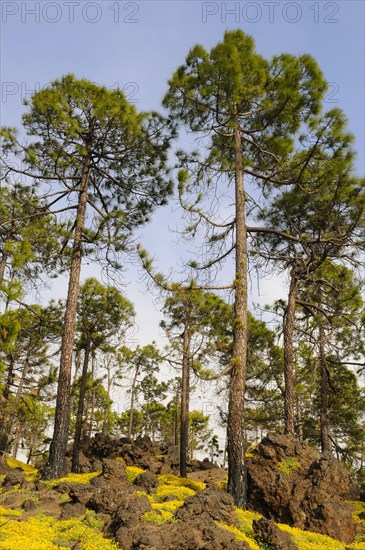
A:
188;410;213;457
77;278;135;350
277;457;301;475
0;184;64;295
0;310;21;358
15;74;174;261
117;409;144;438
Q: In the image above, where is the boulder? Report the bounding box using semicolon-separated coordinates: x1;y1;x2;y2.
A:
22;499;38;512
247;433;358;543
130;519;250;549
2;469;26;487
0;451;10;475
60;502;87;519
175;485;238;525
253;518;297;549
134;470;158;493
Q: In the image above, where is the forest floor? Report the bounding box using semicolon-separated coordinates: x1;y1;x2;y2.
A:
0;434;365;549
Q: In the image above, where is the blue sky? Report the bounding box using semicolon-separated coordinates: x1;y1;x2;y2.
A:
1;0;364;349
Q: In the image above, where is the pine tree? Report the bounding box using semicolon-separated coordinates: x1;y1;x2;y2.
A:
71;278;134;472
2;75;174;478
163;30;327;505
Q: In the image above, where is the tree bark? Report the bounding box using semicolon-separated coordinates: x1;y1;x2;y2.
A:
180;325;191;478
283;274;298;436
43;158;90;479
12;422;21;459
102;365;112;436
0;252;8;286
174;384;179;447
71;338;91;473
319;322;331;453
227;125;248;508
6;349;32;453
0;354;15;452
87;354;96;438
128;365;140;440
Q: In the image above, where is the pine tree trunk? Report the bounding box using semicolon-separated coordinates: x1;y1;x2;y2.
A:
72;338;91;473
88;355;96;438
102;368;112;436
174;385;179;447
12;422;21;459
283;274;297;436
0;355;15;452
128;365;140;440
227;125;248;508
180;325;191;478
0;252;8;286
319;323;331;453
43;159;90;479
5;350;32;451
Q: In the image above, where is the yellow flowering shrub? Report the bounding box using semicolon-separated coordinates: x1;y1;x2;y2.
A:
277;457;301;475
125;466;145;482
348;500;365;523
58;494;72;504
6;457;39;481
45;471;100;488
216;522;261;550
0;505;22;517
235;508;262;535
153;484;195;502
141;509;174;525
0;512;120;550
151;500;184;513
279;523;347;549
156;474;205;492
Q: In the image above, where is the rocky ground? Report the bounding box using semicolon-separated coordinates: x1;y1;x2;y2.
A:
0;433;364;549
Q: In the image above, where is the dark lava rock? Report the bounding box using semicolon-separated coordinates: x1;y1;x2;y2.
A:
175;485;238;525
53;482;73;494
0;451;10;475
2;469;25;487
102;457;126;480
134;470;158;493
253;517;297;549
60;502;87;519
110;481;249;549
247;432;358;543
69;458;151;534
130;519;250;550
22;499;38;512
199;457;216;471
107;491;151;548
2;494;19;506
